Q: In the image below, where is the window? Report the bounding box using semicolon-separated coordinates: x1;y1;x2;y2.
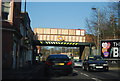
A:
76;36;80;42
64;36;68;41
69;29;75;35
43;35;47;40
46;35;50;41
80;37;82;42
76;30;80;35
58;29;62;34
2;2;11;20
44;28;50;34
54;35;57;41
88;56;103;61
62;29;68;35
51;35;54;41
39;35;43;40
69;36;72;41
51;29;57;34
47;55;70;61
38;28;44;34
81;30;85;36
72;36;76;42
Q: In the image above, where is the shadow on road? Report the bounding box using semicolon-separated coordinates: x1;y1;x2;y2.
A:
2;62;80;80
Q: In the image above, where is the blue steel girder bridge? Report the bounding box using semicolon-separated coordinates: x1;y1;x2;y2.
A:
33;28;95;59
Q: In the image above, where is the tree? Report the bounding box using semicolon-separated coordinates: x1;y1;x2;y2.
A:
86;2;120;42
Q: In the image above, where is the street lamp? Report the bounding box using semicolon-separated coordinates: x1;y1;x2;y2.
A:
25;0;27;12
92;8;100;55
110;15;118;39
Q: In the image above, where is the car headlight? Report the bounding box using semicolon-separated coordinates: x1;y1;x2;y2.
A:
103;64;108;66
89;64;96;66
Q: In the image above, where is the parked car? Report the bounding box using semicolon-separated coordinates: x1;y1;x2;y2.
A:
44;54;73;76
82;55;109;72
73;59;83;68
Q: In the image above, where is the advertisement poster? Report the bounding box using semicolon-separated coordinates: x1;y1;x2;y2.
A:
101;40;120;58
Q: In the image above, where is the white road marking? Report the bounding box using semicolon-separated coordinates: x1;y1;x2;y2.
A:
83;74;89;77
80;72;83;75
80;72;89;77
91;78;102;81
75;69;102;81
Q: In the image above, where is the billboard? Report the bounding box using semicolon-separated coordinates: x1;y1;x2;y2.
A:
101;40;120;58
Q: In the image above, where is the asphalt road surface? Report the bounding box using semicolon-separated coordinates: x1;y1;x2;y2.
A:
25;66;120;81
3;63;120;81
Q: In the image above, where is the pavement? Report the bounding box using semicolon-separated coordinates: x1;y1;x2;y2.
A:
109;63;120;70
2;62;44;80
109;67;120;70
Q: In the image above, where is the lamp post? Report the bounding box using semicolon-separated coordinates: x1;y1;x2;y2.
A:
92;8;100;55
110;15;117;39
25;0;27;12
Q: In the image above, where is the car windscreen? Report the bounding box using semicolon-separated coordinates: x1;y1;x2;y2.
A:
89;56;103;61
47;55;70;61
74;59;82;62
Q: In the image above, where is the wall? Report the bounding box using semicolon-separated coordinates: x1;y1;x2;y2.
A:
2;30;13;69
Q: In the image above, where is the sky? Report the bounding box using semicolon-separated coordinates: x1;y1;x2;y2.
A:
21;1;114;32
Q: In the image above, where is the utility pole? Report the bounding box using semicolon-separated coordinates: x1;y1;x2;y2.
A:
112;15;116;39
92;8;100;55
25;0;26;12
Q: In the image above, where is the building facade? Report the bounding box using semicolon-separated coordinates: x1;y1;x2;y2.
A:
34;28;86;42
1;0;34;69
19;12;34;68
2;0;22;69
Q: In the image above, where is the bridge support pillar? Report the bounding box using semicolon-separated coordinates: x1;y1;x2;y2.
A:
89;44;92;55
79;46;85;59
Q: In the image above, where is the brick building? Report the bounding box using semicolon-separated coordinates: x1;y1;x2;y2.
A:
2;0;22;69
19;12;34;68
1;0;34;69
